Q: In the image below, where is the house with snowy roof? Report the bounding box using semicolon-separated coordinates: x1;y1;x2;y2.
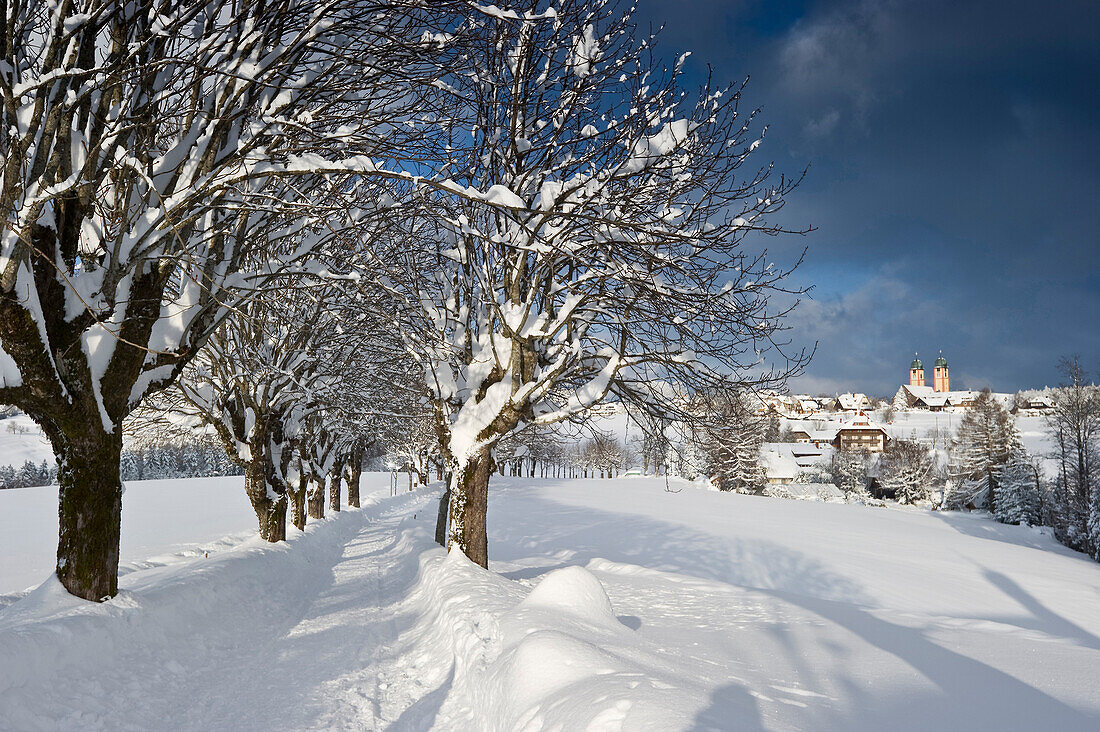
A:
1011;392;1056;415
761;443;832;485
830;415;889;453
833;393;871;412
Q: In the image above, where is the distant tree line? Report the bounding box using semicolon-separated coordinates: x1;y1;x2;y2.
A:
119;436;244;482
1;434;243;489
0;461;56;490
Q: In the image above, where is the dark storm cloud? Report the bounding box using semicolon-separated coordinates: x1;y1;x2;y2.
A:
634;0;1100;395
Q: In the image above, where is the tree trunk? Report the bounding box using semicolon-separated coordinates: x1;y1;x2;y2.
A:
244;457;287;542
435;485;450;547
308;479;325;519
347;461;361;508
448;446;492;568
290;473;308;530
328;464;342;512
54;429;124;602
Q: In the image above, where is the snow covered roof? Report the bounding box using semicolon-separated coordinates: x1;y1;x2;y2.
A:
761;449;799;480
834;393;870;411
834;415;888;435
779;482;845;502
762;443;830;472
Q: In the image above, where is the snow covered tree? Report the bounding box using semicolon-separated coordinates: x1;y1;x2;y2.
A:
994;451;1041;526
764;414;781;443
387;2;808;567
878;439;936;505
584;432;623;479
697;390;767;493
831;448;870;501
632;410;672;476
387;409;443;487
171;253;420;540
0;0;455;600
946;389;1021;513
1045;357;1100;556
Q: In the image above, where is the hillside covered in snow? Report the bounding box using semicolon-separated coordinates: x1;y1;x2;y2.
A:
2;475;1098;730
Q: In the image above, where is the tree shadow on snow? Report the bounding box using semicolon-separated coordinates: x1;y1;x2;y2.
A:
981;568;1100;651
385;664;453;732
762;587;1099;730
930;510;1083;555
488;485;1099;730
489;486;870;605
688;683;766;731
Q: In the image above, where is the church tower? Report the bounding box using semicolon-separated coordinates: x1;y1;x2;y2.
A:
909;355;925;387
933;353;950;392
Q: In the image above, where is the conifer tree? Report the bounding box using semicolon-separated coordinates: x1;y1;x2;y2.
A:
947;390;1021;512
995;451;1041;526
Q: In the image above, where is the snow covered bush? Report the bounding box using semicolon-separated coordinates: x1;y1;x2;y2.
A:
878;439;937;505
830;449;870;501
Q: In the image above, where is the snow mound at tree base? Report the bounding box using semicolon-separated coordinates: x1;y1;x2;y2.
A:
399;549;710;730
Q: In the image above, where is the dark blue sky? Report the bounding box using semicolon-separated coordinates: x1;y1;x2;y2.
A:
634;0;1100;396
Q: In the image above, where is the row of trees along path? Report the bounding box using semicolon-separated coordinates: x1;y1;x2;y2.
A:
0;0;807;601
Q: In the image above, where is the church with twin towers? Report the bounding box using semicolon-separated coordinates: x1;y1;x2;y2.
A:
893;353;976;411
909;353;950;392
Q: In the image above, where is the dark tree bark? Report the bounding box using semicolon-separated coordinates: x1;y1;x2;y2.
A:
243;448;287;543
328;463;343;512
290;473;308;530
53;428;125;602
434;485;450;547
307;478;325;520
346;460;362;508
448;445;492;568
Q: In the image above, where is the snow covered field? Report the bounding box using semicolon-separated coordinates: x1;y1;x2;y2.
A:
0;477;255;598
0;414;54;470
2;476;1099;730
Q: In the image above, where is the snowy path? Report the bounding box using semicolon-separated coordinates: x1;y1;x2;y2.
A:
1;486;439;731
3;476;1100;730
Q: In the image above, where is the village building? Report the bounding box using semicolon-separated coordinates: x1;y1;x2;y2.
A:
761;443;831;485
755;391;821;418
833;393;871;412
1011;392;1056;415
894;384;983;411
786;415;889;452
831;414;889;453
788;424;840;447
